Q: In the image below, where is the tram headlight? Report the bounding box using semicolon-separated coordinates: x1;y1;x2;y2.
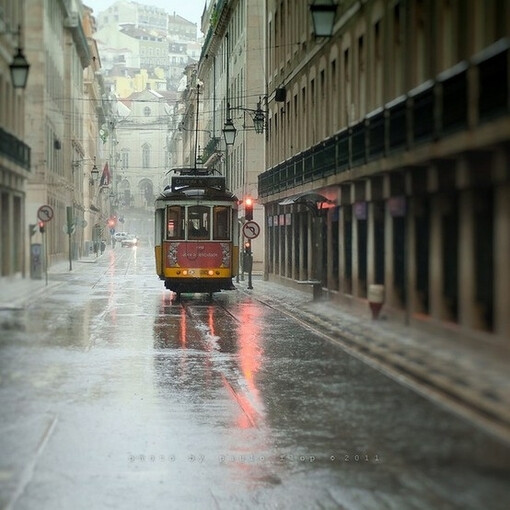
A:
182;270;188;276
208;270;214;276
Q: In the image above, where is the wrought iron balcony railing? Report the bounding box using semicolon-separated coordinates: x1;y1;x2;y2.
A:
259;38;510;198
0;127;30;170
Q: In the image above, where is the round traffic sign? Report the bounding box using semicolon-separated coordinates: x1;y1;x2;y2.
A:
243;221;260;239
37;205;54;222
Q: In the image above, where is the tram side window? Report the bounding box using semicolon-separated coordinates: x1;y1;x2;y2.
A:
166;206;184;239
213;206;230;240
188;205;210;239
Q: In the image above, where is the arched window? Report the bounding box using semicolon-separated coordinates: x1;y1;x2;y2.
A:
142;143;151;168
144;106;151;116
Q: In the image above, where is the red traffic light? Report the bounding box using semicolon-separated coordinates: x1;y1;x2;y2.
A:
38;220;45;233
244;197;254;221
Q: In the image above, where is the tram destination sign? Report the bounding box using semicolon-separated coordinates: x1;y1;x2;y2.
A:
171;175;225;192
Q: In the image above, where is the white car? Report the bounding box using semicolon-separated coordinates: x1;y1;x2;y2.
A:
121;235;138;247
113;231;128;241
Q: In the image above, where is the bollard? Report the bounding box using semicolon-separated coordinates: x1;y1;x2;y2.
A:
244;242;253;289
368;284;384;320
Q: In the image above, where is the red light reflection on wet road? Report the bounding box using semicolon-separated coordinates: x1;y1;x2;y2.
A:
179;306;187;348
226;303;264;429
237;304;263;395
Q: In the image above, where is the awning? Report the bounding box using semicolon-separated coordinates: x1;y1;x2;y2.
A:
279;192;334;207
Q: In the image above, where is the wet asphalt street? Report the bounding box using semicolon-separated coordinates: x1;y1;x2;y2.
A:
0;245;509;509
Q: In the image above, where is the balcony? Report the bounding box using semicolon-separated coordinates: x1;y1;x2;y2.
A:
202;136;221;163
0;127;31;170
259;38;510;199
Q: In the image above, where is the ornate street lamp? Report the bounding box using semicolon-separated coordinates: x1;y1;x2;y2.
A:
310;0;337;38
253;102;265;134
91;159;99;180
10;47;30;89
5;25;30;89
222;117;237;146
224;99;266;137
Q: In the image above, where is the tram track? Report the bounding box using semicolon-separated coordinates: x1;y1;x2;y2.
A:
245;289;510;446
172;295;263;429
173;294;241;323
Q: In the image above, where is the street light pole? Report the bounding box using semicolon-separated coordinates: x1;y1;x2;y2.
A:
194;83;200;170
66;206;73;271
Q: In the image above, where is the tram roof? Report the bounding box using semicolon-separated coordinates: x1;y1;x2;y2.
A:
156;183;237;205
156;168;238;203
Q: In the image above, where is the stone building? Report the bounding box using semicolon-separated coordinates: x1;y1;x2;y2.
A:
259;0;510;343
82;5;112;252
92;1;200;91
168;12;198;42
193;0;266;272
94;0;168;32
23;0;108;266
0;0;30;278
113;87;176;234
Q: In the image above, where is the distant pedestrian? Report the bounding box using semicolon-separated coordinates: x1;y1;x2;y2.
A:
93;241;99;257
100;240;106;254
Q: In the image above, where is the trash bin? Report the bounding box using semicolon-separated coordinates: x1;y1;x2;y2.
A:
368;284;384;320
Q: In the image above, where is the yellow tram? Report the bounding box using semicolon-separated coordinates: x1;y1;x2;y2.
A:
154;168;239;296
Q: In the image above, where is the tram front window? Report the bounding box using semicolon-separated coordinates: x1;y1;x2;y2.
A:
213;206;230;240
188;205;210;239
167;206;184;239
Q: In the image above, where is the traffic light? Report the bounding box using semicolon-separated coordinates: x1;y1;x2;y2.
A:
38;221;45;233
245;197;253;221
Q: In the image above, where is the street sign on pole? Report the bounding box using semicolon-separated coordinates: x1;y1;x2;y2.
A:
37;205;54;223
242;221;260;239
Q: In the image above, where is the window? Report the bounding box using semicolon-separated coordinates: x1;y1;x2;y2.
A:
166;206;184;239
213;206;231;240
144;106;151;117
188;205;210;239
121;150;129;169
142;143;151;168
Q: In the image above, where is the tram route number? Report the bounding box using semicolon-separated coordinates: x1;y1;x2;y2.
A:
243;221;260;239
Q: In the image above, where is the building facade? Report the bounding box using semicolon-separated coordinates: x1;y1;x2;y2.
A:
112;87;175;236
195;0;266;271
94;0;167;32
168;12;198;42
24;0;109;267
259;0;510;344
93;1;200;92
82;6;112;252
0;0;30;278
